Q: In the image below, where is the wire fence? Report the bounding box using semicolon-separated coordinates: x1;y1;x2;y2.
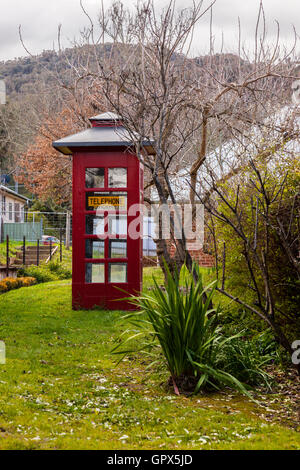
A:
0;233;65;278
0;211;157;256
0;211;72;244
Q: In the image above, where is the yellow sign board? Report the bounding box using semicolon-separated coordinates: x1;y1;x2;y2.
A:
88;196;125;208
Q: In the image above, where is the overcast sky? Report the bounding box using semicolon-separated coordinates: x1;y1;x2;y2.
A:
0;0;299;61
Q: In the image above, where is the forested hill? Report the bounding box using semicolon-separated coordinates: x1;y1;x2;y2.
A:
0;49;79;97
0;45;249;98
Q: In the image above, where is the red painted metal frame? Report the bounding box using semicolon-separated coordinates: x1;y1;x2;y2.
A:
72;149;143;310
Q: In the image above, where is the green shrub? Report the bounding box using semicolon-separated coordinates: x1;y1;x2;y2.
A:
17;259;71;283
113;264;272;398
18;265;56;283
18;264;67;283
212;153;300;342
47;260;72;279
216;331;277;389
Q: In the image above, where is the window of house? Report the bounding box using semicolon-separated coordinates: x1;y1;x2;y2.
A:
8;203;12;221
1;196;6;216
14;203;20;222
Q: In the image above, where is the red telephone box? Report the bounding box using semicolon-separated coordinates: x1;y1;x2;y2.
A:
53;112;153;310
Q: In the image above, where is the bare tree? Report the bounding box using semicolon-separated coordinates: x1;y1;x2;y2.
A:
55;0;296;277
193;106;300;373
18;0;298;283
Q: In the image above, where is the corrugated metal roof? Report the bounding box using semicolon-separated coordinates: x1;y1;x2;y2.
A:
0;185;30;202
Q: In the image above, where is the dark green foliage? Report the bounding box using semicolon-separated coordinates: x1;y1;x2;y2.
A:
216;331;277;389
47;260;72;279
213;156;300;344
18;261;71;283
113;264;273;397
18;265;56;283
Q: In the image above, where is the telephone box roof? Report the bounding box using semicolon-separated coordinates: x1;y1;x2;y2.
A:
89;112;121;122
52;113;155;155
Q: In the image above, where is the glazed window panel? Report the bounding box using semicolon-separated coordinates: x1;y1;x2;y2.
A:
85;239;105;259
85;263;105;283
85;215;105;235
109;239;127;258
108;263;127;283
108;168;127;188
108;215;127;235
85;168;105;188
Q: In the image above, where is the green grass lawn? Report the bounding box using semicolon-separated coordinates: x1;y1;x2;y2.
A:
0;273;299;450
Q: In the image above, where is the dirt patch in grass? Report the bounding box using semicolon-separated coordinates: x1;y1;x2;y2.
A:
255;367;300;429
167;374;199;395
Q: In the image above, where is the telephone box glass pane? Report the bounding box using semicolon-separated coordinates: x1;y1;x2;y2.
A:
86;215;104;235
108;215;127;235
85;263;104;283
86;168;105;188
108;168;127;187
109;263;127;283
85;239;105;258
109;240;127;258
86;192;127;211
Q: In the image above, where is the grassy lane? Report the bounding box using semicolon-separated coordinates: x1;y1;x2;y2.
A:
0;279;299;450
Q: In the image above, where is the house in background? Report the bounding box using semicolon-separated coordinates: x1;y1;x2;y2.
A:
0;184;29;223
0;185;31;242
